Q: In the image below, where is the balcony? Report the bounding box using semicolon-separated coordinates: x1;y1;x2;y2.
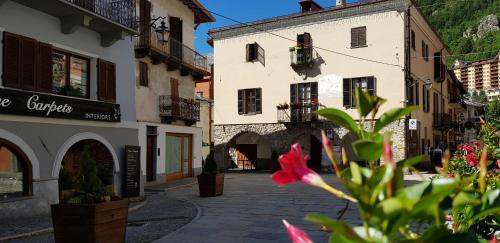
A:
277;103;319;123
433;113;452;130
290;46;314;68
135;30;209;80
9;0;137;46
159;95;200;125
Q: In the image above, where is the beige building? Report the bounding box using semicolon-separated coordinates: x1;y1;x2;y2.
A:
209;0;465;170
134;0;214;184
453;55;500;101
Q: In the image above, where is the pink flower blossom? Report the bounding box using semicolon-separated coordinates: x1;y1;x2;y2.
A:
457;144;463;151
383;137;395;169
282;220;314;243
272;144;324;187
466;153;478;167
321;131;340;177
489;234;498;243
446;215;453;222
462;144;474;153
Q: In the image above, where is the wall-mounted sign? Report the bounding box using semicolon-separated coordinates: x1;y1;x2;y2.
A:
409;119;418;130
0;88;120;122
123;146;141;198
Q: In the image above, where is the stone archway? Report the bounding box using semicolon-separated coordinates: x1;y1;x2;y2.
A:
224;131;272;171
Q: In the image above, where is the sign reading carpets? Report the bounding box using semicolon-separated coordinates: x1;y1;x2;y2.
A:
0;88;120;122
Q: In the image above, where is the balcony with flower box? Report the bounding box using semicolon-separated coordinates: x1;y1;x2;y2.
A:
277;102;319;123
8;0;137;46
159;95;200;126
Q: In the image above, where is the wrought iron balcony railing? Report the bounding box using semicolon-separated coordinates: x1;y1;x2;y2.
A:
159;95;200;124
433;113;452;130
135;30;209;77
64;0;136;29
277;103;319;123
290;46;314;68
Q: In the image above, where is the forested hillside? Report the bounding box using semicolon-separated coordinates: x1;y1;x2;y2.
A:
415;0;499;63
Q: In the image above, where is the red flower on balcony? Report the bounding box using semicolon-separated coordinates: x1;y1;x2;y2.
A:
466;153;478;167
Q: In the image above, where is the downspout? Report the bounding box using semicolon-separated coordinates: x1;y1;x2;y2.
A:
404;3;413;160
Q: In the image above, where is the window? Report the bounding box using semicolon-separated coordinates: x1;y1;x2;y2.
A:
293;33;313;65
97;59;116;103
422;40;429;61
52;51;90;97
139;61;149;87
0;139;32;200
290;82;318;122
434;52;444;81
411;30;416;50
433;92;439;114
343;77;375;108
246;42;265;66
351;26;367;48
238;88;262;115
422;85;430;112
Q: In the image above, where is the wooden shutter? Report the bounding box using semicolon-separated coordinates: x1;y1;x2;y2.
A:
351;28;358;48
358;27;366;46
255;88;262;114
411;30;415;49
139;61;148;86
426;89;430;112
257;44;265;66
415;82;419;106
290;84;297;104
434;52;441;80
245;44;250;62
169;17;183;42
421;41;425;59
406;79;414;105
238;89;244;114
303;32;312;49
367;76;375;95
311;82;318;102
37;42;53;92
98;59;116;102
3;32;22;88
170;78;179;97
139;0;151;46
343;78;351;107
20;37;37;90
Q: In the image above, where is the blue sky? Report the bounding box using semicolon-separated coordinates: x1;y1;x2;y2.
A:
194;0;360;55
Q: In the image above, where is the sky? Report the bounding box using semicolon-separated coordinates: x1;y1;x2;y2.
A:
194;0;360;55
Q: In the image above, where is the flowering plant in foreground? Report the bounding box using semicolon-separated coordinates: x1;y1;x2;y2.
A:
273;89;500;243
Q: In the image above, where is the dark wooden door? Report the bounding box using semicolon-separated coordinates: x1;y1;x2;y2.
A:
309;136;322;171
146;135;155;182
236;144;257;170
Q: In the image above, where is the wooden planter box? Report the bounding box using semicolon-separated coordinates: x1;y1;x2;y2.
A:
51;199;129;243
197;173;224;197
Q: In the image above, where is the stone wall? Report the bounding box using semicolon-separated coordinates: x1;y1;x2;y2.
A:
213;120;407;169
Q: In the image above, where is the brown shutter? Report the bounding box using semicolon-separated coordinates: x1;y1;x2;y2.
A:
303;32;311;49
170;78;179;97
359;27;367;46
367;76;375;95
107;62;116;102
169;17;183;42
255;88;262;114
139;0;151;46
3;32;22;88
20;37;37;90
238;89;244;114
351;28;358;48
257;44;265;66
37;42;53;92
98;59;116;102
434;52;441;80
139;61;148;86
245;44;250;62
343;78;351;107
415;82;419;106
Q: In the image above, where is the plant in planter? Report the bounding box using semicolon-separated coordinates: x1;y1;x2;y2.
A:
197;152;224;197
277;103;290;110
52;147;128;243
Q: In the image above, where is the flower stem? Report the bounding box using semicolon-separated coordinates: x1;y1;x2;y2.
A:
320;182;358;203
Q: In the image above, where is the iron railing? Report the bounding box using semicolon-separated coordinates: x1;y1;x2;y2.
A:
159;95;200;122
135;30;209;73
290;46;314;67
277;103;318;123
64;0;136;29
433;113;452;129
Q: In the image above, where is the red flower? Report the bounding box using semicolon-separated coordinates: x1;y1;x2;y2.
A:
466;153;478;166
489;234;498;243
282;220;314;243
480;118;486;126
457;144;463;151
462;144;474;153
272;144;324;186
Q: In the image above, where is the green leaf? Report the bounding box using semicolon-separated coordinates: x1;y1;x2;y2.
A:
373;106;418;132
481;189;500;207
355;88;374;117
353;227;389;243
317;108;361;137
453;192;480;207
305;214;367;243
398;155;426;168
350;162;362;184
368;166;393;203
376;198;404;218
329;234;360;243
352;139;382;161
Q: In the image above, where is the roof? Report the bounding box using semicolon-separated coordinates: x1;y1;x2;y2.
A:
178;0;215;24
453;53;500;68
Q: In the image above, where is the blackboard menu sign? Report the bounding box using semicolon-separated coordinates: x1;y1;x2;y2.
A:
123;146;141;198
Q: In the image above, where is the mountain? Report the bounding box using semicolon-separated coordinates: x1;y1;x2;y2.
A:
415;0;500;64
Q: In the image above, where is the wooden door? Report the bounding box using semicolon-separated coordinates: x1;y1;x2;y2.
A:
236;144;257;170
165;133;192;181
146;135;155;182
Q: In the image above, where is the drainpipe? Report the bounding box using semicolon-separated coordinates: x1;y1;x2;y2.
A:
404;3;413;160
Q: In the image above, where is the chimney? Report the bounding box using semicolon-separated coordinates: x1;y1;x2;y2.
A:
336;0;346;7
299;0;323;13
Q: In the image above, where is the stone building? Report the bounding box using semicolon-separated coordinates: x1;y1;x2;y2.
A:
209;0;465;170
134;0;214;184
453;55;500;101
0;0;138;216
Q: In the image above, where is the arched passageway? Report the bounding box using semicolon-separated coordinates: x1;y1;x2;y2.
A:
225;132;272;171
0;138;32;199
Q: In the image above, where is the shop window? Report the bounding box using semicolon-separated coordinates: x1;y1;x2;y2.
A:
0;139;32;200
52;51;90;98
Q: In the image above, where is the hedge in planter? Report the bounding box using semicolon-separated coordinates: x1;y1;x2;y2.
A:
198;152;224;197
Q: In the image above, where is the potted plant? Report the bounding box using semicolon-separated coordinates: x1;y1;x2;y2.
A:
51;147;128;243
197;152;224;197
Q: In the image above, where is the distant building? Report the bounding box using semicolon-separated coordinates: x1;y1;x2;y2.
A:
195;57;214;162
453;54;500;101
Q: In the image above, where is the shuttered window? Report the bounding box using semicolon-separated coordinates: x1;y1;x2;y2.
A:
290;82;318;121
434;52;445;82
237;88;262;115
422;85;431;113
351;26;367;48
97;59;116;103
415;82;419;106
2;32;53;92
246;42;265;66
138;0;152;46
411;30;415;50
343;76;375;108
139;61;148;86
422;41;429;61
170;78;179;97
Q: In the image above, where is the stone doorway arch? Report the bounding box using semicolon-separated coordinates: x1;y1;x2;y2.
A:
224;131;272;171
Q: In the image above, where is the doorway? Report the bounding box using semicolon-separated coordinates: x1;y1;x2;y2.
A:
236;144;257;170
165;133;192;181
146;126;157;182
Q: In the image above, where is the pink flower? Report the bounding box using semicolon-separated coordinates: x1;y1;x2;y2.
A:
480;118;486;126
282;220;314;243
383;137;395;169
272;144;324;187
463;144;474;153
489;234;498;243
446;215;453;222
321;131;340;177
457;144;463;151
466;153;478;167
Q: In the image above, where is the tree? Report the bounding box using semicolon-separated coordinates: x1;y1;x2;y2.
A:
485;97;500;129
471;90;488;104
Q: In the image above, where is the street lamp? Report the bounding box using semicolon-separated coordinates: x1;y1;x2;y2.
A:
153;19;170;43
424;79;433;90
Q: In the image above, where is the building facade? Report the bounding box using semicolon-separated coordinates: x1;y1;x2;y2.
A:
134;0;214;185
210;0;465;170
195;60;215;161
453;55;500;101
0;0;139;217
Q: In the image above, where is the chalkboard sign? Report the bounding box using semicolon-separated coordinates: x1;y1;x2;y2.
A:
123;146;141;198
